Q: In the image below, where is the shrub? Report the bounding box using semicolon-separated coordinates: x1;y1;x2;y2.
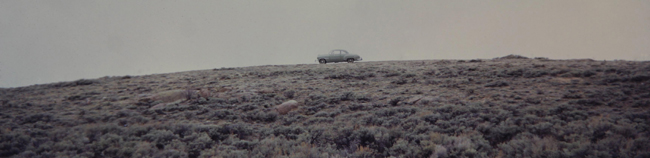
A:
485;81;509;87
49;79;99;87
22;113;54;124
314;111;341;118
389;97;403;106
435;68;459;78
496;54;529;59
305;94;339;106
127;125;152;137
303;103;326;115
327;72;352;79
361;115;401;127
549;104;589;122
630;75;650;82
571;99;603;106
524;97;542;104
498;68;524;77
85;124;125;142
271;126;304;140
355;94;372;102
5;56;650;157
186;133;213;158
74;79;99;86
384;72;401;77
524;70;549;78
283;90;295;99
67;95;89;101
478;123;521;146
281;114;307;126
632;100;650;107
207;123;253;141
327;72;374;80
141;130;178;146
388;139;416;157
563;93;583;99
347;104;372;111
154;147;188;158
497;133;561;158
169;124;195;139
0;132;30;157
340;92;356;101
391;78;408;85
550;69;570;76
373;107;417;118
227;98;240;104
90;133;130;157
424;70;436;76
209;110;238;120
528;122;554;136
421;114;441;125
236;103;258;111
404;73;417;78
244;110;277;123
566;70;596;78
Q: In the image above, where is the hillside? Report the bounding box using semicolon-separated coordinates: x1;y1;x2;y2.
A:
1;56;649;158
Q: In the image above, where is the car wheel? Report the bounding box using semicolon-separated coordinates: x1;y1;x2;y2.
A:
319;59;327;64
347;58;354;63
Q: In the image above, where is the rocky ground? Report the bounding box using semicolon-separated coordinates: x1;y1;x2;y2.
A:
1;55;649;158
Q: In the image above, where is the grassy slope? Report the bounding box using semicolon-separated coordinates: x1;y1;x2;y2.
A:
1;57;649;157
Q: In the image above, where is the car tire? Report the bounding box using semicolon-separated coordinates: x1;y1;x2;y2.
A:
319;59;327;64
347;58;354;63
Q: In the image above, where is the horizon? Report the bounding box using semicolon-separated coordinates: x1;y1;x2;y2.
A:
2;57;646;88
2;0;649;88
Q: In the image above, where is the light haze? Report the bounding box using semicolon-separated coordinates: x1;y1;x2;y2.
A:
1;0;649;88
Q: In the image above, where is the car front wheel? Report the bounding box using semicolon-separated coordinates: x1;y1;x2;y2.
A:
347;58;354;63
319;59;327;64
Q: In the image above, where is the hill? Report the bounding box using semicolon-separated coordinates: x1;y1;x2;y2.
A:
1;57;649;157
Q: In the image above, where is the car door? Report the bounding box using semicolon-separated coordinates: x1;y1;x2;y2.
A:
330;50;343;62
337;50;346;62
340;50;349;61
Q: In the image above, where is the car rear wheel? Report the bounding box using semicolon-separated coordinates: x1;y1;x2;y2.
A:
319;59;327;64
347;58;354;63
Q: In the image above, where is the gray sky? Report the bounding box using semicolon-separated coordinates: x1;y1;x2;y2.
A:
1;0;649;88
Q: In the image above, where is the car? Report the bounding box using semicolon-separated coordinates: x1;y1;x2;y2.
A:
316;49;362;64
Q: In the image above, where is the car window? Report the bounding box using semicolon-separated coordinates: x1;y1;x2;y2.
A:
330;50;348;55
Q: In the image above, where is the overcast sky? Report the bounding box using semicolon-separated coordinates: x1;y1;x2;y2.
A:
1;0;649;88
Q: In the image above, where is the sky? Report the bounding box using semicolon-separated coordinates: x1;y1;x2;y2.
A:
1;0;649;88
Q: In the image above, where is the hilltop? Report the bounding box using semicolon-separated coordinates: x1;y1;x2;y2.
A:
1;56;649;157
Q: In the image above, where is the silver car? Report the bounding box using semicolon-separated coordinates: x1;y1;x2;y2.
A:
316;49;362;64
